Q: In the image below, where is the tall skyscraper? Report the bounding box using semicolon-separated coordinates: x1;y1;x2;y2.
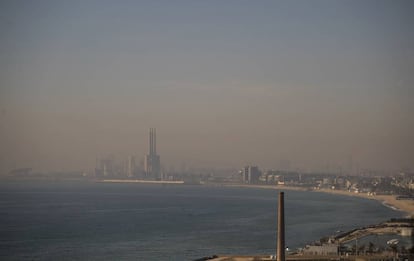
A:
126;155;135;178
144;128;161;180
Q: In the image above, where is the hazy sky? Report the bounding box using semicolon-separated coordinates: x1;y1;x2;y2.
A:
1;0;413;173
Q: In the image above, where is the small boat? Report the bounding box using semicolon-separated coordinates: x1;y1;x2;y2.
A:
387;239;399;245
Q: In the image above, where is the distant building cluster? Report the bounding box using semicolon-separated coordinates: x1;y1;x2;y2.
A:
7;127;414;200
95;154;140;179
95;128;163;180
237;165;414;198
240;166;290;185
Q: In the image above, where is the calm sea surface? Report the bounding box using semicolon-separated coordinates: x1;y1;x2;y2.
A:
0;181;400;260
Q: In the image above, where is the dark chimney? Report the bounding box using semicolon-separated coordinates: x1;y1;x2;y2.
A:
277;192;285;261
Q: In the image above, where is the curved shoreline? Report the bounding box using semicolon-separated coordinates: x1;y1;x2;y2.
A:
218;184;414;217
315;187;414;217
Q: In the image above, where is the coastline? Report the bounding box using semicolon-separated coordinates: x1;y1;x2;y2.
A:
5;177;412;216
316;188;414;217
219;184;414;217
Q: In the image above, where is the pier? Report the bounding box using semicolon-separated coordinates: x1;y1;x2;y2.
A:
333;218;414;244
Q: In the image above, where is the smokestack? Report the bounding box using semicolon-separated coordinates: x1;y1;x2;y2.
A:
151;128;154;155
149;128;152;155
277;192;285;261
150;128;155;155
153;128;156;155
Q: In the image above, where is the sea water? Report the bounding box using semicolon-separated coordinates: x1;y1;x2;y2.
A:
0;181;401;260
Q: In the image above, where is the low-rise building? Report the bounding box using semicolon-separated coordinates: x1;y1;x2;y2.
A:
302;243;339;256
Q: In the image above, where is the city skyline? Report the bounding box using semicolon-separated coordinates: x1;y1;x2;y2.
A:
1;1;413;173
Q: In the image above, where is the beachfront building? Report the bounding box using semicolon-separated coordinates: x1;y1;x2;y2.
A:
242;166;261;184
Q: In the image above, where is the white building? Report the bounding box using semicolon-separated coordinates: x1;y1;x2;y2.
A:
302;244;339;256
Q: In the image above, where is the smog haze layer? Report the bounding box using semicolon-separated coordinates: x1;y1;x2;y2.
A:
1;0;413;173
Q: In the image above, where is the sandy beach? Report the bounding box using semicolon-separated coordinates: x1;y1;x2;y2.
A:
316;188;414;217
221;184;414;217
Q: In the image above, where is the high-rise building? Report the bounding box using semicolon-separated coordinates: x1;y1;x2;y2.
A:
144;128;161;180
126;155;135;178
95;157;114;178
242;165;261;184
